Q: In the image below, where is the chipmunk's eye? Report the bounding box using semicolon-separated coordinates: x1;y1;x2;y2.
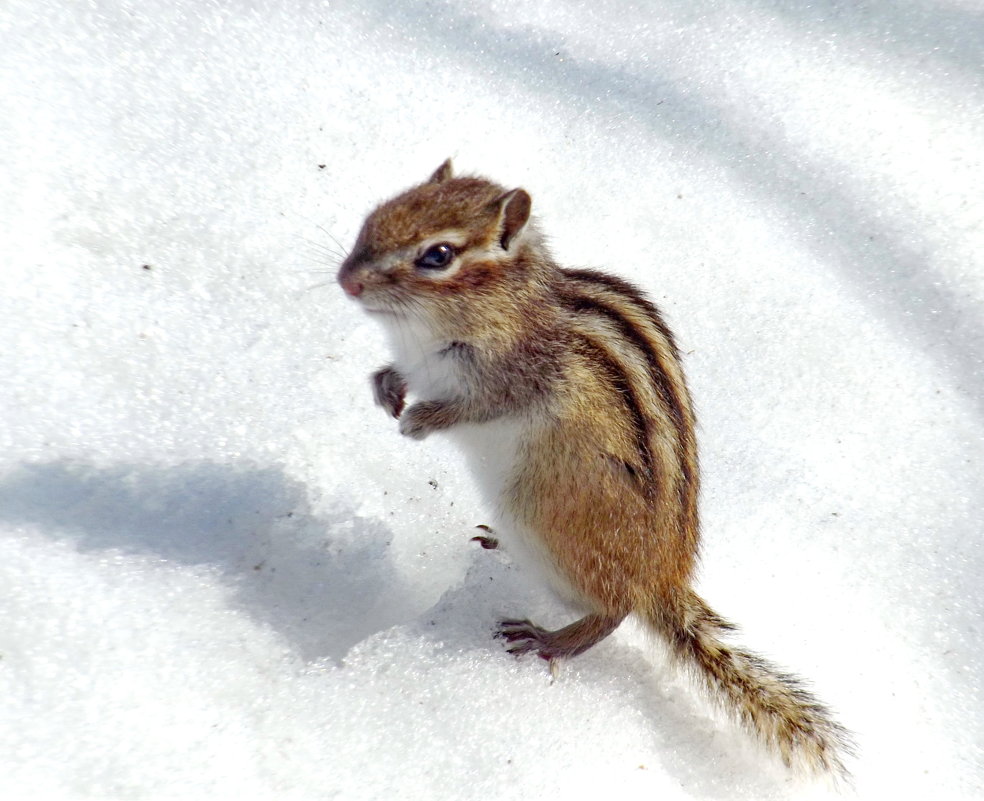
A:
416;243;456;270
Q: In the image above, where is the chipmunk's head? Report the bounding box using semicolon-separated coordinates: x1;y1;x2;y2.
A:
337;160;541;324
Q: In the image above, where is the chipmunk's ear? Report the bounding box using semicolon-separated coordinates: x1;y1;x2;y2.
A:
427;159;453;184
493;188;532;251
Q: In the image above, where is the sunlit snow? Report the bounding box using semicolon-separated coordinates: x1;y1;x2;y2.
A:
1;1;982;798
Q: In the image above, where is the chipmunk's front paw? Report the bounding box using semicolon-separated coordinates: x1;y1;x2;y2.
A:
371;367;407;418
398;402;436;440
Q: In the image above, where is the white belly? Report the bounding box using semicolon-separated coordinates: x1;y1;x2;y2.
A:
445;416;526;517
377;315;576;598
446;417;581;604
381;318;525;501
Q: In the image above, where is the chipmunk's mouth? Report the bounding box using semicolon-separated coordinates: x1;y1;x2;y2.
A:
361;303;404;318
354;289;410;318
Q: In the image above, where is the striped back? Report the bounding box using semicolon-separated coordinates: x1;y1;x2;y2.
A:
556;268;700;547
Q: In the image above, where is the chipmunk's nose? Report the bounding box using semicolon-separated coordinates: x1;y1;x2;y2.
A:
340;274;364;297
337;264;365;297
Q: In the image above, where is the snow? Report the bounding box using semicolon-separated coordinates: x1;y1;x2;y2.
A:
1;0;982;798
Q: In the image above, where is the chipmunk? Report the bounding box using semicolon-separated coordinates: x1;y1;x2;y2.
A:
337;160;852;777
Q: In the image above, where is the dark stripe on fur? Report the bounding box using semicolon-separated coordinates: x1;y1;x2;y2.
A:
560;269;690;430
572;332;656;491
562;268;681;360
560;291;688;449
557;272;698;498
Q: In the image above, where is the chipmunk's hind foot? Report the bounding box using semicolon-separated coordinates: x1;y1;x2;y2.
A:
496;613;625;662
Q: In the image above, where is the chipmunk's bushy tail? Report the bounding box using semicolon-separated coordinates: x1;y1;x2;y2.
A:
645;589;853;778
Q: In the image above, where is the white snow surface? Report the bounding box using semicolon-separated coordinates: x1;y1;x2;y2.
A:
1;0;982;798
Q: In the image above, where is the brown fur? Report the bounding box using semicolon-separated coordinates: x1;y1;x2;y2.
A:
338;161;853;778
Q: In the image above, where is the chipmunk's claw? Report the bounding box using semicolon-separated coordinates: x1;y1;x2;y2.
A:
471;535;499;549
471;524;499;549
